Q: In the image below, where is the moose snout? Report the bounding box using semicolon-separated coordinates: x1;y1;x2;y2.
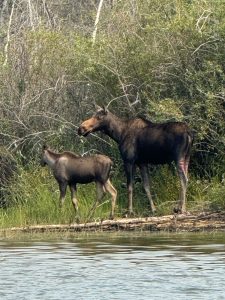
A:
40;159;46;167
78;125;90;136
78;126;85;136
78;119;95;136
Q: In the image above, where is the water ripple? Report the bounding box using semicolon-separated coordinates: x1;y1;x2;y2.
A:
0;234;225;300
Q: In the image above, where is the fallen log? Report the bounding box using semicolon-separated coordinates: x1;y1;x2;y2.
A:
1;212;225;233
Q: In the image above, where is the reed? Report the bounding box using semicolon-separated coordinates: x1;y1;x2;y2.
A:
0;166;114;228
0;165;224;228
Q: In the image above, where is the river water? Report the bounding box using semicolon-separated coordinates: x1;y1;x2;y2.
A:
0;232;225;300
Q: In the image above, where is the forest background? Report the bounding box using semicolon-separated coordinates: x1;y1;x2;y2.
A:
0;0;224;227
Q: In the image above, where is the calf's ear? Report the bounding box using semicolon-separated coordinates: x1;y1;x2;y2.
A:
42;144;48;150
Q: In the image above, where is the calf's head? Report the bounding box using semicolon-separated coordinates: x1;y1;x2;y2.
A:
40;144;49;167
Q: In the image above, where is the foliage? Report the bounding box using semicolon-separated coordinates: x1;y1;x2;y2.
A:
0;0;224;225
0;165;118;228
1;162;224;228
0;147;17;207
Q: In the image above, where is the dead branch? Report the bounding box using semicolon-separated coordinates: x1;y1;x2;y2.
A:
3;0;15;66
92;0;104;44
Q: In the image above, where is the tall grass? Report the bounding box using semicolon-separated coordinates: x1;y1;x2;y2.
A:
0;166;116;228
0;164;224;228
115;165;225;216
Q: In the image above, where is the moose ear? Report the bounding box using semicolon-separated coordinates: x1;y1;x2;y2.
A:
94;103;102;111
94;103;108;114
103;106;109;114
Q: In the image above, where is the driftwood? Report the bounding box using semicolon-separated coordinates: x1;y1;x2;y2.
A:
2;212;225;233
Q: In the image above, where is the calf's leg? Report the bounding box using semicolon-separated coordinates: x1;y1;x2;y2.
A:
58;181;67;208
69;184;78;212
104;179;117;219
87;182;105;220
96;182;105;202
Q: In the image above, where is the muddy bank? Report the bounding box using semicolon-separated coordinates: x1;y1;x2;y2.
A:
1;212;225;234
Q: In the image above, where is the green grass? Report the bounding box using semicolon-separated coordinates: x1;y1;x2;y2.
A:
0;167;118;228
0;165;224;228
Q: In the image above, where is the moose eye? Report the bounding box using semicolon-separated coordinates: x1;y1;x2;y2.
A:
96;114;104;120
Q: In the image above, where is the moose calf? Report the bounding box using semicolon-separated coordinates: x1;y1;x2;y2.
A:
41;145;117;219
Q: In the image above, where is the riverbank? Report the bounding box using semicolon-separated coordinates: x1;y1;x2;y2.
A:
1;212;225;235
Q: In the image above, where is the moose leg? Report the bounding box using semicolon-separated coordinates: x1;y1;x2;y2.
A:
58;181;67;208
87;182;105;220
124;163;135;216
139;165;156;213
174;158;188;214
104;179;117;219
96;182;105;202
69;184;78;212
184;156;190;179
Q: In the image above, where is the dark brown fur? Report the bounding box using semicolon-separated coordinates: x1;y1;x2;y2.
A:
78;106;193;215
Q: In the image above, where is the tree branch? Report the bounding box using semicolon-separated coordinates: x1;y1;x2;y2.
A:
3;0;15;66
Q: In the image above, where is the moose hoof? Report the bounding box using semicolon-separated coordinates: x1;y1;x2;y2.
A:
173;207;188;215
151;208;156;215
173;207;180;214
173;207;185;214
74;216;81;224
123;211;135;218
109;214;114;220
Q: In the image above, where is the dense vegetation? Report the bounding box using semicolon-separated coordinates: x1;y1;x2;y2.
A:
0;0;224;227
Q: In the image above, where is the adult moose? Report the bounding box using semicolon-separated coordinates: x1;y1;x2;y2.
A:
41;145;117;219
78;105;193;215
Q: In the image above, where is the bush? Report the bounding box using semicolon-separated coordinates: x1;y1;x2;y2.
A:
0;147;17;207
0;0;224;224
